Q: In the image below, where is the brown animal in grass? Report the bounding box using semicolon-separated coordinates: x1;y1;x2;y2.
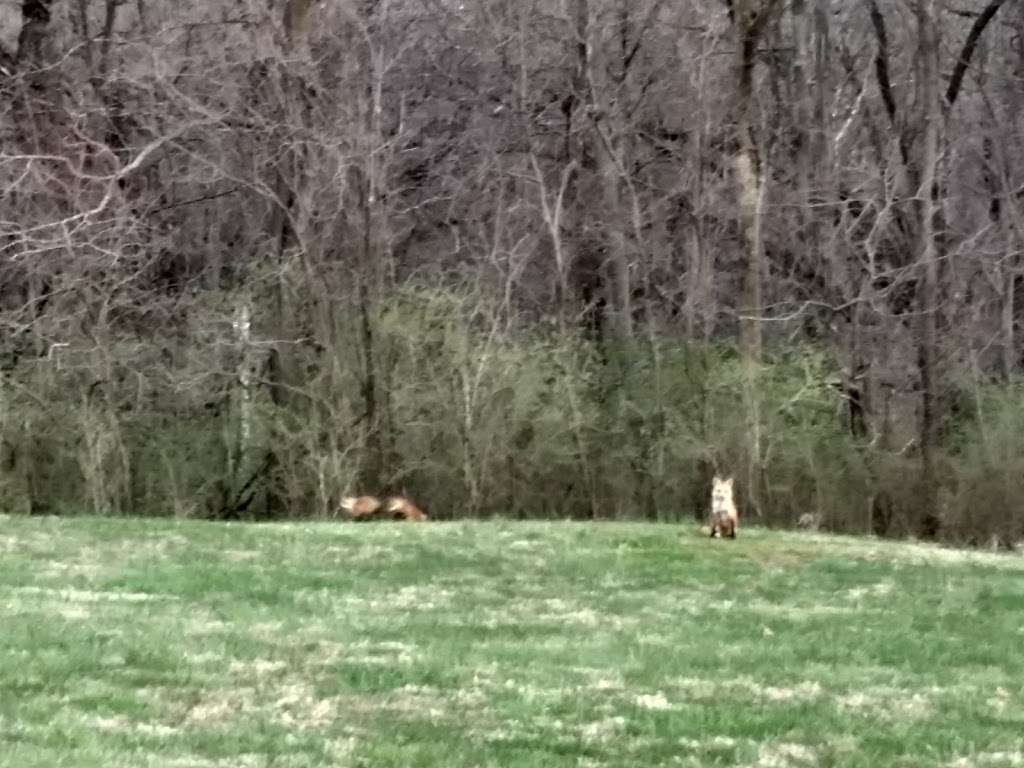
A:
709;475;738;539
340;494;428;522
385;495;428;521
797;512;822;531
340;495;383;520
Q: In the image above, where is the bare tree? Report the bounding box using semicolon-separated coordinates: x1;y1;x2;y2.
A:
1;0;1023;541
727;0;782;516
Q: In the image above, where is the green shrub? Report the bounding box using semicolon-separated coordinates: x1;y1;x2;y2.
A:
2;284;1021;547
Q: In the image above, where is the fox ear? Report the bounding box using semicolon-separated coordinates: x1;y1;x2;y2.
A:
726;477;734;487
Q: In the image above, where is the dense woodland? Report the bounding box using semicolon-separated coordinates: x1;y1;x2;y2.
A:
1;0;1022;545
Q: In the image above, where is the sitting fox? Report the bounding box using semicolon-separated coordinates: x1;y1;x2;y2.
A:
340;494;428;522
797;511;821;531
709;475;738;539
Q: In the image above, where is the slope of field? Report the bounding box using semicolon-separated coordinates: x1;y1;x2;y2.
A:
1;515;1022;767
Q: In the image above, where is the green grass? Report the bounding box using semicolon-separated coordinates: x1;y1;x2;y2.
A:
1;516;1022;767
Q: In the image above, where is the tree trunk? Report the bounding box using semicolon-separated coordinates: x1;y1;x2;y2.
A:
1002;265;1015;381
915;0;941;538
731;0;780;516
15;0;54;66
601;158;633;344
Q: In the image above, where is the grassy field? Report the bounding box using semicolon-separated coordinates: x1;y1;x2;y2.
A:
1;516;1023;767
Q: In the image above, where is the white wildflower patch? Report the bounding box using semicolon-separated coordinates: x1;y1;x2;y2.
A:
678;734;745;753
759;681;823;703
328;734;359;753
507;538;546;551
949;752;1024;767
326;737;358;762
152;753;262;768
480;728;514;743
803;533;1024;571
896;693;931;718
745;599;863;620
483;597;636;631
666;676;722;698
531;714;567;733
984;687;1013;714
710;735;740;748
750;742;818;767
846;580;896;601
40;559;105;580
451;685;487;707
589;677;625;692
391;585;452;610
82;715;181;742
250;621;285;636
186;692;246;725
223;549;261;562
91;715;131;732
386;683;448;720
634;691;673;710
655;591;864;620
341;639;420;667
185;651;222;665
580;715;626;743
836;692;871;710
136;722;179;738
836;687;932;721
184;616;230;636
11;585;169;603
229;658;287;676
274;683;336;729
327;585;453;613
56;604;92;620
325;543;405;565
667;676;823;704
182;680;342;733
545;606;605;628
636;632;672;646
482;723;538;744
501;678;566;704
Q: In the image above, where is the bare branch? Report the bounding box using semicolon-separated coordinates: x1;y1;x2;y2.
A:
864;0;897;126
945;0;1010;108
